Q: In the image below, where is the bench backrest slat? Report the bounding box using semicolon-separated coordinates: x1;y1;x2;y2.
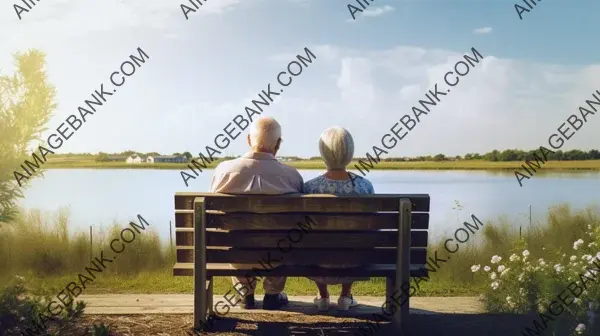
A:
176;248;427;265
175;193;430;212
175;212;429;230
176;230;428;248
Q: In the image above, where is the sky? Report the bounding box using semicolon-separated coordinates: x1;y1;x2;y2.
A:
1;0;599;158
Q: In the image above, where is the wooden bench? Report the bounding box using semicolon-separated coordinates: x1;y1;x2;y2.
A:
173;192;430;333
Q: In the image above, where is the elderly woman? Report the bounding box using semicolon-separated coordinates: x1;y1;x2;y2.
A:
303;126;375;311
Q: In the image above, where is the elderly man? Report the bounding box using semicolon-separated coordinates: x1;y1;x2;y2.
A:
210;116;303;310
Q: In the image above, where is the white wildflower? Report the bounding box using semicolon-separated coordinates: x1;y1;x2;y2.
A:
497;265;506;273
509;254;520;262
484;266;491;272
518;273;524;282
570;255;578;262
588;309;596;327
491;255;502;264
538;259;546;266
575;323;586;334
490;272;497;280
519;288;525;295
554;264;564;273
582;255;593;261
471;265;480;272
574;239;584;250
491;281;499;290
522;250;530;258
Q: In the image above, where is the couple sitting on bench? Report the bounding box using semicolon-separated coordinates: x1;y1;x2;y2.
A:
210;116;374;312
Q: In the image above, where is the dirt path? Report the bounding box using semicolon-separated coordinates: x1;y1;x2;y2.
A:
64;295;533;335
77;294;484;315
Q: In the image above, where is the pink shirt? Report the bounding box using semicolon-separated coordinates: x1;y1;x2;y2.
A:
210;152;303;194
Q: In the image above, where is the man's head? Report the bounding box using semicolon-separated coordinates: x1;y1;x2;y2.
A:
247;116;282;155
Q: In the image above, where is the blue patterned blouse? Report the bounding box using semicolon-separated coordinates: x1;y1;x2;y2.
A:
303;172;375;195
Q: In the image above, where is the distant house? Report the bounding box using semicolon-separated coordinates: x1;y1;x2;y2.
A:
146;156;155;164
126;155;143;164
153;155;188;163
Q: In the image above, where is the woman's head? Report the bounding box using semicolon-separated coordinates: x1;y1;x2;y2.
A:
318;126;354;170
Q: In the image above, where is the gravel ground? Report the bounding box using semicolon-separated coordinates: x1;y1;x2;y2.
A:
69;312;532;336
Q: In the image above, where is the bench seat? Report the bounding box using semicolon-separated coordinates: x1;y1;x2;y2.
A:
173;263;429;277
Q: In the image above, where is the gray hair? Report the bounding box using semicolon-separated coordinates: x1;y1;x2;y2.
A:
249;116;282;151
318;126;354;170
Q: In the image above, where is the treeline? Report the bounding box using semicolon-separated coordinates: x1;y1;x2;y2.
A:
352;149;600;162
63;149;600;162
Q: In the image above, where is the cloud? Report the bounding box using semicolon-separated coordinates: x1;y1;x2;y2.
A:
362;5;395;17
347;5;395;23
473;27;493;34
0;0;247;45
263;45;600;157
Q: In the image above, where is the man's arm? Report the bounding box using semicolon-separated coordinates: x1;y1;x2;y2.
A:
294;170;304;193
209;163;222;192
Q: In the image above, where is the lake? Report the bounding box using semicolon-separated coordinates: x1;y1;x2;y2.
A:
18;169;600;243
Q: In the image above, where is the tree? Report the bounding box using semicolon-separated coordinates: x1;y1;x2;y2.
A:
182;151;192;160
96;152;109;162
0;50;57;223
120;150;137;156
172;152;182;156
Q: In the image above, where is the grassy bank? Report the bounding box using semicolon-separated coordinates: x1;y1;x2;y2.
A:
2;204;598;298
45;158;600;171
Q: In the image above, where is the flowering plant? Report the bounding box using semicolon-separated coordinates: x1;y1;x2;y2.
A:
473;224;600;335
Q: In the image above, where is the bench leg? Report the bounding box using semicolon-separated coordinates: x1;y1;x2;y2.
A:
208;277;214;316
194;197;208;331
194;277;208;330
386;276;408;333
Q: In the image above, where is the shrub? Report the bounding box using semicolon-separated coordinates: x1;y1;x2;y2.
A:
0;276;85;335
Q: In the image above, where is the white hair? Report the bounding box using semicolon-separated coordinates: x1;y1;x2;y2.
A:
318;126;354;170
248;116;282;151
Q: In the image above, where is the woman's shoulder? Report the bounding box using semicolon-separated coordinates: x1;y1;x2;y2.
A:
303;175;326;192
350;173;375;194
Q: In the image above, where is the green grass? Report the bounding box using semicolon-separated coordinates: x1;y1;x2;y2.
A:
9;270;483;298
1;204;598;297
45;158;600;171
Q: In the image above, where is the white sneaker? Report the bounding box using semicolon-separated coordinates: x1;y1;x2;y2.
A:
337;295;359;311
314;296;330;311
